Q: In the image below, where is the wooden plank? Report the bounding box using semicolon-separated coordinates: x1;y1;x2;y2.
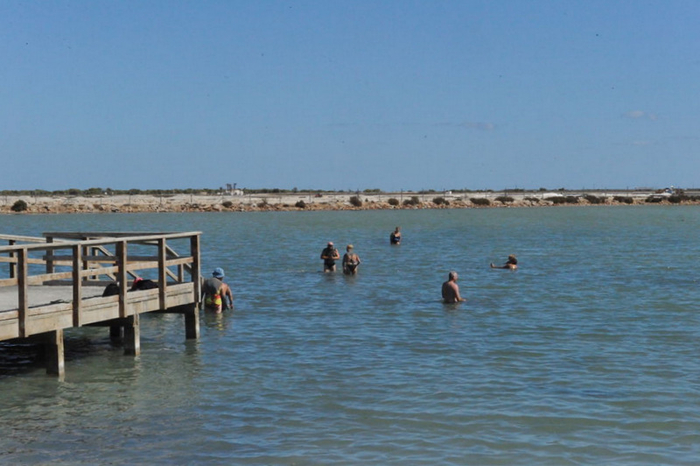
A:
18;248;28;338
191;235;201;304
0;321;19;341
25;312;73;336
117;241;127;318
158;238;166;311
72;245;82;327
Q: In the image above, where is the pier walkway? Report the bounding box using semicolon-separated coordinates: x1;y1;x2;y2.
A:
0;232;201;377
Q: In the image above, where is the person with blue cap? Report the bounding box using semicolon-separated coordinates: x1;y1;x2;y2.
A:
201;267;234;313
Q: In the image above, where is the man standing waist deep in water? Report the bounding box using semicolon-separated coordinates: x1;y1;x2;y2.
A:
320;241;340;272
442;271;466;303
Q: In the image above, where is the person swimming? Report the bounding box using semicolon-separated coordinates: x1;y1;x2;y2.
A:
490;255;518;270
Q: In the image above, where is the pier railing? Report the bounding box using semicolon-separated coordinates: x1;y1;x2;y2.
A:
0;232;201;341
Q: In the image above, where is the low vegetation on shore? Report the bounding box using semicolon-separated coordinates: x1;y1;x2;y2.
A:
2;188;700;214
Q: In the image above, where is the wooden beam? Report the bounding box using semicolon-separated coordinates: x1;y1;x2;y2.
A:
18;248;28;338
72;244;82;327
123;313;140;356
117;241;128;318
44;329;65;378
191;234;201;305
184;304;199;339
158;238;167;311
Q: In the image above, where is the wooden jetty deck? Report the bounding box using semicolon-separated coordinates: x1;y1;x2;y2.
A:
0;231;202;377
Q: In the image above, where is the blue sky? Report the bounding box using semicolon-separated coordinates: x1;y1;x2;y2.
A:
1;1;698;192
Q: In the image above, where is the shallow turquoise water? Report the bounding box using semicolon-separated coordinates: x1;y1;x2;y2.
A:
1;206;700;464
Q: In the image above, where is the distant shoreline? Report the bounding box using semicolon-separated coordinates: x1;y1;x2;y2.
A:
2;190;699;214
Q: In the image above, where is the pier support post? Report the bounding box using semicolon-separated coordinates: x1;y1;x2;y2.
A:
44;329;65;378
184;304;199;339
123;314;140;356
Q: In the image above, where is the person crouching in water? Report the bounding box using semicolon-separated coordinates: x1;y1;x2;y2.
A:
342;244;361;275
202;267;234;313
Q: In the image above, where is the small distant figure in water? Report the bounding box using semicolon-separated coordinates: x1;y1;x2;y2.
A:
390;226;402;245
320;241;340;272
342;244;361;275
442;271;466;303
201;267;234;313
491;254;518;270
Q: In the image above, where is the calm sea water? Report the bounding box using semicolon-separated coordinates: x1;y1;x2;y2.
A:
1;206;700;465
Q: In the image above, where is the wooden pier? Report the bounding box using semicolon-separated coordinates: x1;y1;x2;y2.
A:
0;231;202;377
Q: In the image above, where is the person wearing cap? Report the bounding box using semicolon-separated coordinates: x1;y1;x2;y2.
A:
490;254;518;270
201;267;234;313
442;271;466;303
342;244;361;275
320;242;340;272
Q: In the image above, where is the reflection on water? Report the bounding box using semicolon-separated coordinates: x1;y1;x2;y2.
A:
1;207;700;464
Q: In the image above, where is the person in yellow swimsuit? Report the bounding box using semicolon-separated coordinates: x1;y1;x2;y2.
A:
201;268;234;313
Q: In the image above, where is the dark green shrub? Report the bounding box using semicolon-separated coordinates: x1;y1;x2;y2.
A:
668;195;683;204
495;196;514;204
645;196;663;203
583;194;604;204
403;196;420;206
524;197;540;203
565;196;579;204
550;197;567;204
470;198;491;206
222;201;233;208
387;198;399;206
11;200;28;212
349;196;362;207
614;196;634;204
433;197;449;205
295;200;306;208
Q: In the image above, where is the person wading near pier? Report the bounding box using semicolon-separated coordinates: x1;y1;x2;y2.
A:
320;241;340;272
201;267;234;313
442;271;466;303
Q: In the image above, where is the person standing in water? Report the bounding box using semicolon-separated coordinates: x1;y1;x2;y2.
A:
390;226;402;245
342;244;361;275
442;271;466;303
320;241;340;272
490;254;518;270
201;267;234;313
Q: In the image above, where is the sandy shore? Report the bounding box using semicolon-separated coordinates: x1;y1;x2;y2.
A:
0;190;697;214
